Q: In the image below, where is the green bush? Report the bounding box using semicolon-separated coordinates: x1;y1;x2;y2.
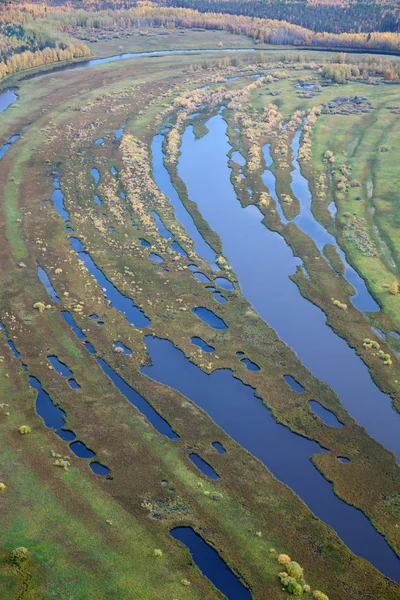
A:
287;561;304;579
313;592;329;600
287;580;303;595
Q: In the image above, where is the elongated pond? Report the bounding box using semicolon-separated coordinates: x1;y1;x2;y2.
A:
142;336;400;581
171;527;251;599
172;113;400;461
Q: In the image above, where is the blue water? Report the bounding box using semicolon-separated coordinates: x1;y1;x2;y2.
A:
175;114;400;461
0;89;18;112
288;128;379;313
95;138;103;145
61;310;86;339
70;441;96;459
91;168;100;185
151;134;217;268
284;374;305;393
0;133;20;159
191;336;215;352
171;527;251;599
111;166;118;175
140;238;151;247
29;375;71;437
90;461;111;476
171;241;187;256
142;337;400;581
37;266;60;302
189;453;220;480
69;236;150;329
231;150;246;166
113;341;132;355
194;272;210;283
68;378;80;390
192;307;228;330
25;359;107;473
115;125;125;139
47;355;73;378
263;137;379;313
52;179;70;222
8;340;21;359
94;194;102;206
84;341;97;355
149;252;164;263
309;400;343;428
372;326;386;339
151;211;173;238
212;441;226;454
58;429;76;442
0;322;22;360
97;357;178;440
214;277;234;291
240;358;260;371
212;291;227;304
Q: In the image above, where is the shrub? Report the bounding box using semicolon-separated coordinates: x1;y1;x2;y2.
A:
12;547;29;564
332;299;347;310
278;554;291;565
153;549;163;557
18;425;31;435
303;584;311;593
287;580;303;595
0;482;6;492
33;302;46;312
287;561;304;579
54;459;70;471
313;592;329;600
181;579;191;586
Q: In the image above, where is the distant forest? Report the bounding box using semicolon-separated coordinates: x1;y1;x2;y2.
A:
37;0;400;34
158;0;400;34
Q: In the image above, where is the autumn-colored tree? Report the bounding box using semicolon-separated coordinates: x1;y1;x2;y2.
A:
384;68;398;81
390;282;398;295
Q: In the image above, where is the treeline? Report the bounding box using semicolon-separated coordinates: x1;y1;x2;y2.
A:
1;2;400;84
0;41;89;79
157;0;400;35
53;5;400;52
37;0;400;34
0;2;89;79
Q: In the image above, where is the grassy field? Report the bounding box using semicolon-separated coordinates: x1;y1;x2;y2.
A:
0;30;399;600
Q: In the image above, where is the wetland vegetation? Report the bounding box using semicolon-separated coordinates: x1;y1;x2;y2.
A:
0;2;400;599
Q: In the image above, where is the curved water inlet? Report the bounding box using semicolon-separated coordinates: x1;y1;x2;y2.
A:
173;114;400;461
0;89;18;113
263;140;379;313
151;133;218;268
288;127;379;312
0;48;259;117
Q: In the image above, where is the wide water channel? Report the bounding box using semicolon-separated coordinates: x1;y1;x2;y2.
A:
150;114;400;579
170;114;400;461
